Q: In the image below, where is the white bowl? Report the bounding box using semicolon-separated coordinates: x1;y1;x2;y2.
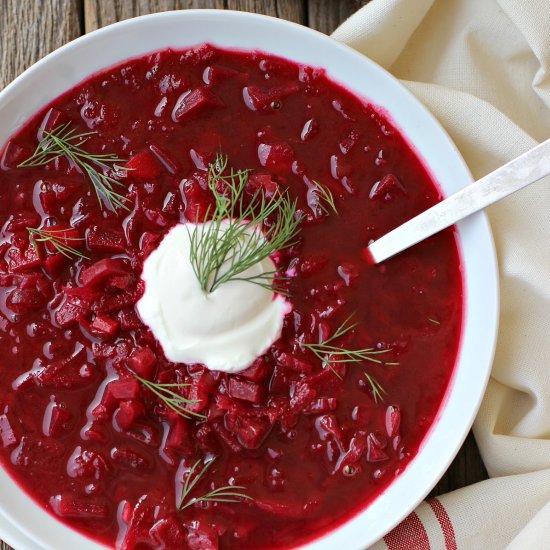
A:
0;9;499;550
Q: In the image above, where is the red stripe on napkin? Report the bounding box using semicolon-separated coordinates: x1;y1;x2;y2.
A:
428;498;457;550
383;511;430;550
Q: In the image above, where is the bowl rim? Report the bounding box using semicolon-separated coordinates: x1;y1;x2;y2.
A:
0;9;499;550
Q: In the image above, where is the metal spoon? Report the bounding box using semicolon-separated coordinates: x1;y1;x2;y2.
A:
368;138;550;264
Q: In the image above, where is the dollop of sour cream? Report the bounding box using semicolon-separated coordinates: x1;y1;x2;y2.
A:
137;223;290;373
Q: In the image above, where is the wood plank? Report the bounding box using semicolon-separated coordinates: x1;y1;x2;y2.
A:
84;0;225;32
0;0;82;90
225;0;306;23
432;431;488;496
308;0;367;35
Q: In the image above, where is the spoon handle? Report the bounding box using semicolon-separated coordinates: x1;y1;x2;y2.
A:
368;138;550;264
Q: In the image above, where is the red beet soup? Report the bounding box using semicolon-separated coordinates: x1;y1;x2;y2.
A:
0;45;462;549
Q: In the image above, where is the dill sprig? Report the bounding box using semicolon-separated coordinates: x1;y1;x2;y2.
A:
311;181;338;216
188;154;301;294
18;122;129;211
178;458;251;511
135;375;206;420
303;316;396;401
364;373;387;404
303;315;395;367
27;227;89;260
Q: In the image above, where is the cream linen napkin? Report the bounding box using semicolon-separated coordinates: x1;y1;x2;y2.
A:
333;0;550;548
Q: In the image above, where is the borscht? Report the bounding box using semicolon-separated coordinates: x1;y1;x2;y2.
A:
0;45;462;549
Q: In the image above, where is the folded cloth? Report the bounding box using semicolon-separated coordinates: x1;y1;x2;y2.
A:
333;0;550;548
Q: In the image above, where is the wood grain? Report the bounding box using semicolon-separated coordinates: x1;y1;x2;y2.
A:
431;431;488;496
84;0;225;32
308;0;367;34
225;0;305;23
0;1;489;548
0;0;82;90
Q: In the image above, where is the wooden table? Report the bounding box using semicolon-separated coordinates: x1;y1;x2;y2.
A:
0;1;488;549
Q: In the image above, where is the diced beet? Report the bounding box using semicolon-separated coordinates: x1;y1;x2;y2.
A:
275;352;313;374
339;129;360;155
186;371;215;413
5;213;41;233
119;494;169;550
92;285;143;314
115;400;145;430
162;191;180;216
37;346;93;389
369;174;406;201
127;347;157;380
164;417;193;453
86;226;126;253
149;144;181;175
243;84;300;111
87;314;120;338
173;88;224;122
144;207;170;228
6;286;48;314
37;108;68;140
0;272;16;287
91;384;118;421
66;446;109;479
228;377;265;404
118;309;142;331
55;299;88;328
301;118;319;141
124;150;162;180
111;446;150;471
279;410;298;432
385;405;401;438
337;262;359;287
335;432;369;475
50;494;108;519
109;378;140;400
57;182;79;205
330;154;353;179
150;517;186;548
316;414;344;452
0;414;17;447
203;64;247;86
246;173;278;199
304;397;338;415
43;402;73;438
80;258;129;288
240;357;270;382
257;142;294;173
186;520;219;550
38;188;59;214
193;423;219;455
289;381;316;411
211;418;243;453
6;242;42;273
366;433;389;463
189;148;215;171
0;140;31;170
138;231;162;259
44;253;68;277
230;414;271;450
180;176;213;222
